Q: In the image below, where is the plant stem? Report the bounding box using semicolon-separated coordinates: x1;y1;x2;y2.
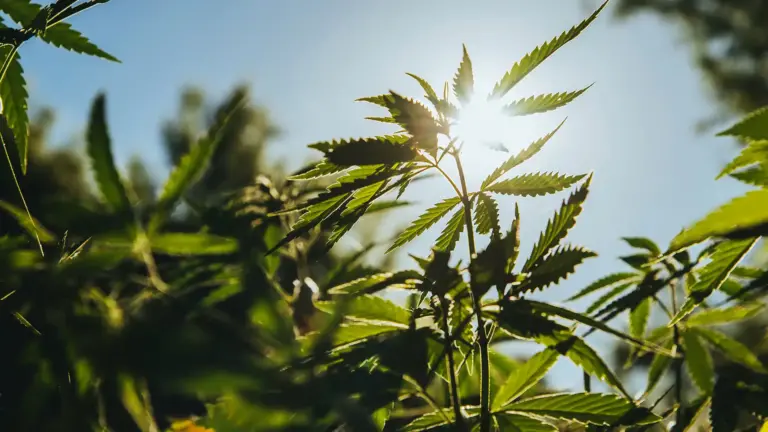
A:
669;280;684;425
439;297;466;430
451;152;490;432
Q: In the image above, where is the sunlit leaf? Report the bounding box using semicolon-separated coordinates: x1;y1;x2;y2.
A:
86;93;131;214
668;190;768;252
730;166;768;186
694;327;767;373
682;329;714;393
453;44;474;105
486;172;585;197
317;295;410;326
387;197;462;252
516;246;596;294
500;393;660;425
435;207;465;253
686;303;763;327
473;192;500;236
502;87;590;116
585;282;634;315
406;73;439;107
523;175;591;271
481;120;566;190
669;239;757;325
149;233;237;256
717;140;768;179
644;339;674;397
489;1;607;99
492;348;558;409
383;91;441;155
289;161;346;181
493;413;556;432
327;271;422;295
0;200;55;243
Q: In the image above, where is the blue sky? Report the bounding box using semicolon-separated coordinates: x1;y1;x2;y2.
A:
20;0;751;395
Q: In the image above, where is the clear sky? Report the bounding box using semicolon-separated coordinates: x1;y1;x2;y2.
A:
19;0;751;395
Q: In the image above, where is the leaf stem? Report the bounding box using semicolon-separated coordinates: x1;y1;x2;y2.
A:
669;279;684;425
451;151;490;432
439;297;467;430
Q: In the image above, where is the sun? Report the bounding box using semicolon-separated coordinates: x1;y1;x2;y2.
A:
451;98;514;152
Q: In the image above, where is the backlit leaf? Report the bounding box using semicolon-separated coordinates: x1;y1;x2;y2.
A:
406;73;439;107
316;295;410;326
686;303;763;327
585;282;634;315
474;193;500;236
694;327;767;372
387;197;461;252
485;172;585;197
0;200;55;243
668;189;768;252
492;348;558;409
434;207;465;253
383;91;440;155
453;44;474;105
502;87;590;116
622;236;662;256
149;233;237;256
644;339;674;397
326;136;418;166
481;120;565;190
516;246;596;294
717;140;768;179
0;48;28;172
523;175;591;271
500;393;660;426
629;297;651;339
489;1;607;99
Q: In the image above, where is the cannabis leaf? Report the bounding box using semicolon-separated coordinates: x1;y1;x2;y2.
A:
682;329;715;393
434;207;465;252
489;1;607;99
502;87;591;116
474;193;501;236
717;140;768;179
567;272;639;301
499;393;660;426
485;172;585;197
668;190;768;252
86;93;131;214
694;327;767;373
406;73;439;107
453;44;474;105
387;197;462;252
0;48;28;172
324;136;419;166
523;175;591;271
492;348;558;409
480;120;566;190
516;246;596;293
717;105;768;140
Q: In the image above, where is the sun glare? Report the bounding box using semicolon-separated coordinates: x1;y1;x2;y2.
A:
451;98;512;150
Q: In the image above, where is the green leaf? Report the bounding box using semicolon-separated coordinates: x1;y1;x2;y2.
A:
86;93;131;213
148;233;237;255
480;120;566;190
327;271;422;295
474;193;501;236
151;91;245;232
585;282;634;315
644;339;674;397
717;140;768;179
489;1;607;99
403;408;470;431
387;197;462;252
485;172;585;197
118;375;158;432
453;44;474;105
668;189;768;252
682;329;714;393
0;48;28;172
323;324;403;349
0;200;55;243
500;393;660;426
325;136;418;166
502;87;591;116
383;91;440;155
492;348;558;410
516;246;596;294
629;297;651;339
718;106;768;140
669;239;757;326
316;295;410;326
694;327;767;373
493;414;556;432
434;207;465;253
406;73;439;107
523;175;591;271
0;0;118;62
567;272;639;301
686;303;763;327
730;166;768;186
289;160;346;181
522;299;673;356
622;236;662;256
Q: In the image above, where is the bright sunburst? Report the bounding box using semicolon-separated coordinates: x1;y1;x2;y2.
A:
451;98;511;150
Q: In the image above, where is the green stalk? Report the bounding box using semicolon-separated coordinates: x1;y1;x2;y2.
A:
451;151;490;432
439;297;466;430
669;279;684;425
